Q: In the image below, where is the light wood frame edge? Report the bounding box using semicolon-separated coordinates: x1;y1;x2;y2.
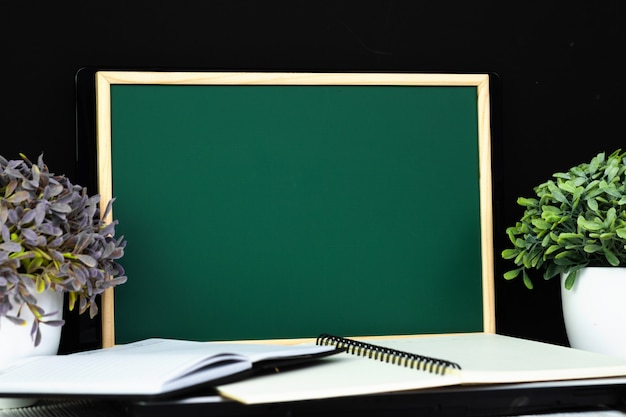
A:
95;72;495;347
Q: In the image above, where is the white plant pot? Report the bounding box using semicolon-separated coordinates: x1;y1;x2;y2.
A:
0;290;64;409
561;267;626;359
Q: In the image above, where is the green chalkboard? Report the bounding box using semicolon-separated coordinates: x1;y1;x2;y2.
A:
94;72;494;345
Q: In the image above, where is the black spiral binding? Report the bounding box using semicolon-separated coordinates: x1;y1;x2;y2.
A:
316;334;462;375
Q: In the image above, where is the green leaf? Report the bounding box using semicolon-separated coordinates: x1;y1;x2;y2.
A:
605;160;620;182
501;248;519;259
572;186;584;207
505;227;518;244
554;255;577;266
529;251;543;268
571;167;586;178
605;207;617;227
584;179;600;192
543;262;562;280
558;180;577;194
35;275;46;293
598;232;615;240
556;232;583;244
518;222;531;234
542;205;561;213
547;182;569;204
503;269;521;280
596;180;622;198
563;270;578;290
517;197;538;207
604;249;620;266
555;250;574;259
531;218;551;230
583;244;602;253
589;154;601;174
27;255;44;274
68;292;77;311
541;213;562;224
553;172;570;180
544;244;562;256
577;215;603;231
514;238;526;249
522;270;534;289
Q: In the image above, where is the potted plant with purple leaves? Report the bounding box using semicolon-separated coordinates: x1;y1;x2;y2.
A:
0;153;127;366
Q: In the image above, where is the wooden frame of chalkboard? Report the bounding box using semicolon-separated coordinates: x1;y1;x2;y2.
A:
94;72;494;347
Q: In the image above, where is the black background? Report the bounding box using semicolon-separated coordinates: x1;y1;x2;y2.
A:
3;0;625;352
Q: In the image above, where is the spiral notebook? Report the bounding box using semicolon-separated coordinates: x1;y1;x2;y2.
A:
314;333;462;375
215;333;626;404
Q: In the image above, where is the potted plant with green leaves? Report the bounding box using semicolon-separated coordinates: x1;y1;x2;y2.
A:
0;154;127;379
502;149;626;357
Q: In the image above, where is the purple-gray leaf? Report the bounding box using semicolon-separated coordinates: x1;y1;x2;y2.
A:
5;315;26;326
42;319;65;327
0;241;22;252
1;153;127;347
7;190;31;204
50;203;72;214
21;228;38;243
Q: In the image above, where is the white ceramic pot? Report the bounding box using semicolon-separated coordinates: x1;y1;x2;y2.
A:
561;267;626;359
0;290;64;409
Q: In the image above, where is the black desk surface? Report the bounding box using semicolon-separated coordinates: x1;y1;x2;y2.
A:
7;384;626;417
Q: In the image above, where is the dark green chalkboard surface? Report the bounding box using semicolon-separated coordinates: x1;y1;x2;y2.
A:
94;72;494;346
